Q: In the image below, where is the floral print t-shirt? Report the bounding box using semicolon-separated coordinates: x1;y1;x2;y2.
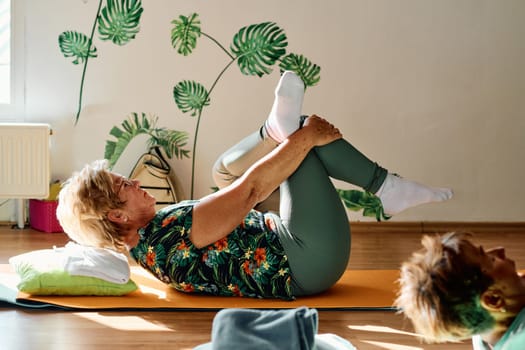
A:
129;200;294;300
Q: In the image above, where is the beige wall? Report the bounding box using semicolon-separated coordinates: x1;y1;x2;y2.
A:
5;0;524;222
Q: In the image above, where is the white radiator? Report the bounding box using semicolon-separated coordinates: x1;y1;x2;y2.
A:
0;123;51;227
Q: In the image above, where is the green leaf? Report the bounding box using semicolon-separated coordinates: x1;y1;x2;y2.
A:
173;80;211;116
171;13;201;56
98;0;144;45
58;30;97;64
279;53;321;88
104;113;147;167
104;140;117;161
230;22;288;77
104;112;190;168
150;129;191;159
337;189;391;222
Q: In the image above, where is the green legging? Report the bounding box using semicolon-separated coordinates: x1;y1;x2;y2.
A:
212;126;387;295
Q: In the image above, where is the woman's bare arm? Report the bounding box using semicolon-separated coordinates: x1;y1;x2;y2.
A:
190;115;342;248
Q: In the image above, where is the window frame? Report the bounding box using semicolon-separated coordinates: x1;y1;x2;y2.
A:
0;0;25;121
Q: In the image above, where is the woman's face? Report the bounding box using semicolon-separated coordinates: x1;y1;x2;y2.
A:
111;173;157;246
112;173;156;207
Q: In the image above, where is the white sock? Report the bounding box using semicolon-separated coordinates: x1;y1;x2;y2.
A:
375;173;453;216
264;71;305;142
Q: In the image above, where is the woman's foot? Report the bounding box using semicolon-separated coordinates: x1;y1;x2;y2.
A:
376;173;453;215
264;71;305;142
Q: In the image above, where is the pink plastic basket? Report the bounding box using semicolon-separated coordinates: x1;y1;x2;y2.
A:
29;199;64;233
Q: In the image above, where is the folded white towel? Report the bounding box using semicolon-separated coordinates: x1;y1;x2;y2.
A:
59;242;130;284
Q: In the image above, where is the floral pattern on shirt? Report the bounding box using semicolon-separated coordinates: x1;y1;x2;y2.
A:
129;200;294;300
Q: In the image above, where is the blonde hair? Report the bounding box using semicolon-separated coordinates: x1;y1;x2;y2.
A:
395;232;495;343
56;160;127;252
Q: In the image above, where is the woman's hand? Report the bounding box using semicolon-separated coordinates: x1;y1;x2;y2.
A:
302;115;342;147
190;114;342;248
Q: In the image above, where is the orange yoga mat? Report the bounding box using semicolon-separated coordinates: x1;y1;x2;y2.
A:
0;264;399;311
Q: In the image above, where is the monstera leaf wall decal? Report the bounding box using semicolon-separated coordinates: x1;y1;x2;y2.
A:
58;0;144;124
104;113;190;169
58;4;385;220
168;13;387;219
170;13;321;198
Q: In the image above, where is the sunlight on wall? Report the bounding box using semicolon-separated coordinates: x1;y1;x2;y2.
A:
0;0;10;104
75;312;172;332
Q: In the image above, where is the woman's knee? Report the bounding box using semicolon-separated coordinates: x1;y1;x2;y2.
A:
212;156;238;188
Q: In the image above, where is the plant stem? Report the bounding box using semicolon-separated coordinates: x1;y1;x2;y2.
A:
189;58;237;198
201;32;234;60
189;29;239;198
190;109;202;199
75;0;103;125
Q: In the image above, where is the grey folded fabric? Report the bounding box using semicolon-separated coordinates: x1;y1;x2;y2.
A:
194;307;355;350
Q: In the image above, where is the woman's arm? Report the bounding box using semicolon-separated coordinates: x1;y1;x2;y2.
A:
190;115;342;248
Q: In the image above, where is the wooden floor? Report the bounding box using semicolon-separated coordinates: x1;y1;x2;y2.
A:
1;223;524;350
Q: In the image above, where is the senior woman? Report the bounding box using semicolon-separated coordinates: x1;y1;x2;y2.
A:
57;71;452;300
395;231;525;349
